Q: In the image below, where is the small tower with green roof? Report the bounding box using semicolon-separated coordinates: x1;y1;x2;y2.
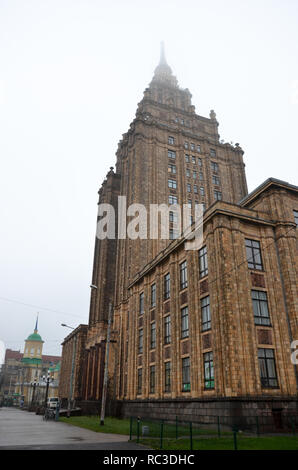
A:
22;315;44;365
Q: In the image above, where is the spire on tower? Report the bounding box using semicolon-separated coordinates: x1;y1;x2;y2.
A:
34;313;39;333
159;41;167;65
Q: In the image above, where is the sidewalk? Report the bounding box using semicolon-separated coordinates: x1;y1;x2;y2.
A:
0;408;147;450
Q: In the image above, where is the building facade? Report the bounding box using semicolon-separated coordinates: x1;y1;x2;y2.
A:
60;47;298;423
0;320;61;407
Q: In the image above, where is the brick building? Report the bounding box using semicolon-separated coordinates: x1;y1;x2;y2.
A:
60;46;298;423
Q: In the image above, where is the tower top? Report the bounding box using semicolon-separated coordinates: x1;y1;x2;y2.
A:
151;42;178;88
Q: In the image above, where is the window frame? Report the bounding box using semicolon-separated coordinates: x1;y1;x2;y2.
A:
245;239;264;271
204;351;214;389
181;306;189;339
258;348;278;388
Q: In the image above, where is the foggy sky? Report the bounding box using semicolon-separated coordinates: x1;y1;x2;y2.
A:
0;0;297;362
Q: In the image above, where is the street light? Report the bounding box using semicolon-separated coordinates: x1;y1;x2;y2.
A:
61;323;76;418
42;371;54;409
30;377;39;411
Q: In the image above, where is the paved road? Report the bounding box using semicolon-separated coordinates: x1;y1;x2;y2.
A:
0;408;147;450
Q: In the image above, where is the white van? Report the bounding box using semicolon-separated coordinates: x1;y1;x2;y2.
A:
47;397;59;409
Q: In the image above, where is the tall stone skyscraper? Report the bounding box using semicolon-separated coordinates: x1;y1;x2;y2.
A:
59;46;298;424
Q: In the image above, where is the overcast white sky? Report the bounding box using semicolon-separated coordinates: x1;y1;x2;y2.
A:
0;0;297;362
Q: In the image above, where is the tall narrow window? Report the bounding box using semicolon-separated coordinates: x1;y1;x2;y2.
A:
210;149;216;158
164;273;170;300
198;157;202;166
293;210;298;226
168;150;176;159
150;322;156;349
138;328;143;354
137;368;142;394
204;352;214;389
180;261;188;289
212;175;220;185
214;190;222;201
168;179;177;189
252;290;270;325
185;154;190;163
200;187;205;196
181;306;189;338
182;357;190;392
168;195;178;205
211;161;218;172
168;164;176;174
258;348;278;388
192;156;196;164
191;143;195;151
245;239;263;270
199;246;208;278
165;361;171;392
201;296;211;331
194;184;198;194
193;171;197;179
139;292;144;315
197;145;201;153
164;315;171;344
151;284;156;308
168;136;174;145
187;183;191;192
150;365;156;394
186;168;190;177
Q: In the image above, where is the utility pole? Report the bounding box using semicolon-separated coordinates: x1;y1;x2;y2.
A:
100;302;113;426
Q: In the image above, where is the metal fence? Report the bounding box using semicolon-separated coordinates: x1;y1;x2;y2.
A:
129;414;298;450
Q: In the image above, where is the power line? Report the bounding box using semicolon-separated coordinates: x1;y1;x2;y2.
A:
0;296;87;320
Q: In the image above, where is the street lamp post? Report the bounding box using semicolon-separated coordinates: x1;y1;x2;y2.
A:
43;371;53;409
30;377;39;410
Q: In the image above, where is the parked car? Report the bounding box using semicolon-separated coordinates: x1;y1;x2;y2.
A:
47;397;59;409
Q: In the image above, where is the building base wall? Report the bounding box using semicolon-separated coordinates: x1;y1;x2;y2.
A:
117;396;298;432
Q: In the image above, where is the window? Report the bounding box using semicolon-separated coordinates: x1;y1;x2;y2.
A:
181;306;189;338
197;145;201;153
212;175;220;185
165;361;171;392
139;292;144;314
190;143;195;151
187;183;191;193
180;261;188;289
214;190;222;201
169;211;178;223
184;142;189;149
199;172;203;181
185;154;190;163
252;290;270;326
193;171;197;179
164;273;170;300
182;357;190;391
169;229;179;240
168;164;176;174
211;161;218;172
168;136;174;145
258;349;278;388
201;296;211;331
187;199;192;208
138;328;143;354
198;157;202;166
204;352;214;389
151;284;156;308
150;365;156;394
150;322;156;349
168;150;176;159
294;210;298;226
164;315;171;344
137;368;142;394
199;246;208;278
245;239;263;270
192;156;196;164
194;185;198;194
210;149;216;157
186;168;190;177
168;195;178;205
168;179;177;189
200;187;205;196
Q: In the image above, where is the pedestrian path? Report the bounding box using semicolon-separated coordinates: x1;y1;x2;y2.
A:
0;408;146;450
